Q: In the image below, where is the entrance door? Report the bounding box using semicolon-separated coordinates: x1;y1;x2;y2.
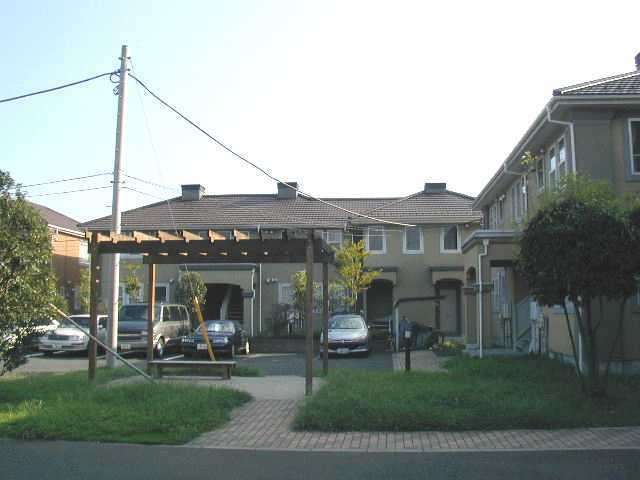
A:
439;285;460;334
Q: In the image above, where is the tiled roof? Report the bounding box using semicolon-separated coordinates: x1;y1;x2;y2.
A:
80;190;481;231
28;201;82;233
553;70;640;96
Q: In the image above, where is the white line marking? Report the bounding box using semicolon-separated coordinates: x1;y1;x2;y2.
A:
164;354;184;361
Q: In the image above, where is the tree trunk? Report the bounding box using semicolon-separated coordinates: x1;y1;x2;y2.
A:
603;297;628;390
563;300;587;394
583;298;605;397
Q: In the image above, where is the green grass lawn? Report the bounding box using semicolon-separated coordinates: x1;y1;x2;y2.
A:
294;356;640;432
0;368;251;444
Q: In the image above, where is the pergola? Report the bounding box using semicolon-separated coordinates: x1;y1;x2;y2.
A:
86;228;334;395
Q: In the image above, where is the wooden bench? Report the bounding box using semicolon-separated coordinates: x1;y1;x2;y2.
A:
148;360;237;380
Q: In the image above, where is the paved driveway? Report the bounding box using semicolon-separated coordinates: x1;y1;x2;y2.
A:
234;352;392;376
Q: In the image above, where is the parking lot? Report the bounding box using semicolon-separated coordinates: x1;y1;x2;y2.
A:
14;350;392;376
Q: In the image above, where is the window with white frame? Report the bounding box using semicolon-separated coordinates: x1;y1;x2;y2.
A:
366;227;386;254
403;226;423;254
511;178;526;223
497;196;505;224
557;137;567;179
440;225;460;253
278;282;295;305
548;145;557;188
322;230;343;247
536;156;545;191
630;119;640;174
489;204;497;229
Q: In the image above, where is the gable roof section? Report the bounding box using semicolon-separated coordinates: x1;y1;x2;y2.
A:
553;70;640;96
27;201;83;235
80;190;481;231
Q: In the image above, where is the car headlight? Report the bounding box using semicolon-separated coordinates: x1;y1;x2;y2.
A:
182;337;194;344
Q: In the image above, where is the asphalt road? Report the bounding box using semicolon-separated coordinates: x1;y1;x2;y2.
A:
235;351;392;375
2;440;638;480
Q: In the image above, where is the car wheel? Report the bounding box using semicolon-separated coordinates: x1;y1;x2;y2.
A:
154;338;165;359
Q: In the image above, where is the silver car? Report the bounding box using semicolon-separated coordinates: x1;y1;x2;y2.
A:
39;315;108;355
117;303;191;358
320;314;371;356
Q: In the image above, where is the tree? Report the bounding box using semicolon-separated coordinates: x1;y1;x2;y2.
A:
290;271;348;321
174;271;207;320
78;268;91;313
518;175;638;397
123;264;142;302
335;240;381;312
0;170;59;375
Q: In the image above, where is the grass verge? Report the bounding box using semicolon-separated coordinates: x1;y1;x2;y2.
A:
0;368;251;444
294;356;640;431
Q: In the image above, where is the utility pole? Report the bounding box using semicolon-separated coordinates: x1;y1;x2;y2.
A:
107;44;130;368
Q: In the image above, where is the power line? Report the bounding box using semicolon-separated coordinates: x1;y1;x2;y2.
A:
0;71;117;104
123;173;180;193
12;172;112;189
25;185;112;198
128;73;414;228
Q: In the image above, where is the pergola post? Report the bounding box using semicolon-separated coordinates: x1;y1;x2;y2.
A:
88;232;100;382
305;229;314;396
322;261;329;375
146;262;156;373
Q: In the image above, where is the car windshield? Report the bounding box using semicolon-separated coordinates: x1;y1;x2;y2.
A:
61;316;90;328
119;305;160;322
197;321;234;334
329;316;365;330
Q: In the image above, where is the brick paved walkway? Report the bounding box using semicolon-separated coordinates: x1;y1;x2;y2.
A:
188;399;640;452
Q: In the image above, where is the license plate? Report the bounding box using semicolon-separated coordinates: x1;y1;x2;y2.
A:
121;343;131;351
337;348;350;355
197;343;208;351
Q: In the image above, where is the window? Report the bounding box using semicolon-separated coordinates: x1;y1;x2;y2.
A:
366;227;386;254
511;178;526;223
557;137;567;179
440;225;460;253
630;119;640;174
278;283;294;305
548;145;557;188
497;196;505;225
489;204;498;229
403;226;423;254
322;230;343;247
536;157;545;191
155;283;169;303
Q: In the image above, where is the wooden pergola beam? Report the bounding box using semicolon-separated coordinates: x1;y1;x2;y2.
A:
181;230;204;243
157;230;182;243
133;231;159;243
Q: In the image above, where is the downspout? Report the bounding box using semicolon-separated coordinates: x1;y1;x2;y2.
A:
477;239;490;359
258;263;262;334
546;104;577;173
250;269;255;337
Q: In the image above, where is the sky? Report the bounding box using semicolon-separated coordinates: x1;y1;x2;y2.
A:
2;0;640;223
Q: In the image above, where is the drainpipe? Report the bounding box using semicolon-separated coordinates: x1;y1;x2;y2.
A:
546;105;577;173
477;239;490;358
250;269;255;337
258;263;262;334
